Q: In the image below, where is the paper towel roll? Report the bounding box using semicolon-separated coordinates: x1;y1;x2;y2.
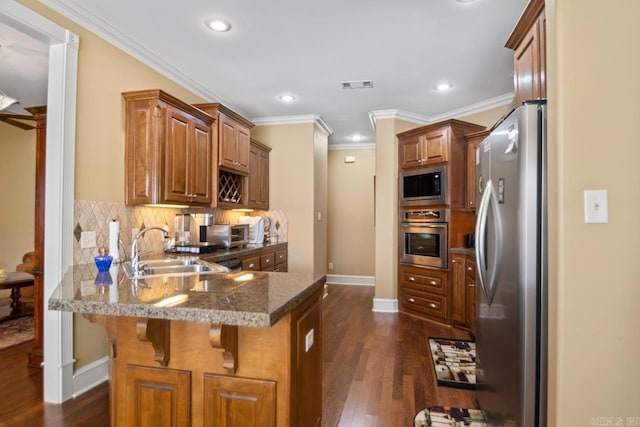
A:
109;220;120;260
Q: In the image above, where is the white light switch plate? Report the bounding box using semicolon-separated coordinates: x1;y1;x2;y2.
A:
584;190;608;224
80;230;96;249
305;329;314;352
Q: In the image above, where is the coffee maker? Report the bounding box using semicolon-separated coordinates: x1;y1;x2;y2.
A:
192;213;214;244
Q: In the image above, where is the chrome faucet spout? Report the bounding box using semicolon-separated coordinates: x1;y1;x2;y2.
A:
129;226;170;275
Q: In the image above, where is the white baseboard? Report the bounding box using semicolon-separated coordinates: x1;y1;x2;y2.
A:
326;274;375;286
372;298;398;313
73;356;109;397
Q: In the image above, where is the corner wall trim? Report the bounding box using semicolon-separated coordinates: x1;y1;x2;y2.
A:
372;298;398;313
72;356;109;397
326;274;375;286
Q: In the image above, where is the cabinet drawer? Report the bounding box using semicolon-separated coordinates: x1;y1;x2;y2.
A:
274;262;288;272
401;289;449;322
242;256;260;271
401;267;446;295
275;250;287;265
260;252;275;269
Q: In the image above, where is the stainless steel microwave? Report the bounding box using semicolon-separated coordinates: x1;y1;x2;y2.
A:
400;165;447;206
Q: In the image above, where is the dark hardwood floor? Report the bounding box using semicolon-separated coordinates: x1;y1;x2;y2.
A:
0;284;474;426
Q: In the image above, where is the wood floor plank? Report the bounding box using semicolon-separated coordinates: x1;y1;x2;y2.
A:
0;284;477;426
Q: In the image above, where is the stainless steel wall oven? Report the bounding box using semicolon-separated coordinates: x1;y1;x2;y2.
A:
400;208;448;269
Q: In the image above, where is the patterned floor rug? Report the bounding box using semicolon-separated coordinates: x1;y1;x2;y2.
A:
414;406;487;427
0;316;34;351
428;337;476;389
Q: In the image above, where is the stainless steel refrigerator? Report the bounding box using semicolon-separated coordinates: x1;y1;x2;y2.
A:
474;100;547;427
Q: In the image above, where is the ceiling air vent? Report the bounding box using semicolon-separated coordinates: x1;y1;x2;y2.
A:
341;80;374;89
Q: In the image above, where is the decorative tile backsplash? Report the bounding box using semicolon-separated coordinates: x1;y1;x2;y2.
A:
73;200;288;265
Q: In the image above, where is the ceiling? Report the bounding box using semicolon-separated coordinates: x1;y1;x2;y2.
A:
1;0;529;146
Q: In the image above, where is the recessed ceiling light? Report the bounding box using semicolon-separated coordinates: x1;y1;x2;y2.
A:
205;17;232;32
349;134;364;141
435;83;453;92
278;94;296;103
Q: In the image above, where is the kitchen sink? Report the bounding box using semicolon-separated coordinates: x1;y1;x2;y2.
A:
122;257;229;279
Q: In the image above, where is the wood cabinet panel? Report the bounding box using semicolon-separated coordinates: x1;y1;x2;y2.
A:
450;253;476;333
506;0;545;107
248;140;271;209
239;244;287;272
260;253;275;270
275;250;287;265
242;255;261;271
424;128;449;164
203;374;276;427
291;287;322;427
464;129;490;210
124;90;215;206
400;135;424;169
399;265;449;323
217;114;250;175
124;364;191;427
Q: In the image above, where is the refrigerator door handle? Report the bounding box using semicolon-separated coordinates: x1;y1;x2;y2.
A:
475;179;502;305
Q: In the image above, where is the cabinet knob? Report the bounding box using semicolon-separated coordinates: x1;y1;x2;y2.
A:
429;281;437;286
279;255;284;260
265;259;270;263
468;283;476;288
408;276;416;282
467;266;473;271
249;263;255;268
428;303;437;309
452;259;457;263
408;298;416;303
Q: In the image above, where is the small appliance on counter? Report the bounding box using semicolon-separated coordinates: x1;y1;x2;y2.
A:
169;213;220;254
207;224;249;249
238;216;265;244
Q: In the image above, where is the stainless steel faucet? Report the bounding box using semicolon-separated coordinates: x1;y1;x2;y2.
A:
129;226;169;276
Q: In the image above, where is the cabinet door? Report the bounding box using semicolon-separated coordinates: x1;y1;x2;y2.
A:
248;145;260;207
203;374;276;427
189;121;212;204
164;107;191;203
258;147;269;208
242;256;260;271
219;115;238;171
236;125;251;175
400;135;424;169
514;13;545;107
424;128;449;164
124;364;191;427
125;101;159;204
450;254;466;325
465;257;477;333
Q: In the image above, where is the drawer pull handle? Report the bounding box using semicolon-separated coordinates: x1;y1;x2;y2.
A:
408;298;416;303
429;303;437;309
468;283;476;287
429;281;437;286
249;263;255;268
408;276;416;282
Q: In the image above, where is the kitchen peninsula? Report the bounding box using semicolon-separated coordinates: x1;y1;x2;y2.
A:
49;264;325;427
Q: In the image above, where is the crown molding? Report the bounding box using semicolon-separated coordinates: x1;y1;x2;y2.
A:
368;93;514;130
329;142;376;151
39;0;248;117
252;114;334;136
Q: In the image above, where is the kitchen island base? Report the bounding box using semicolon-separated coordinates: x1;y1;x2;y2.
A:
88;286;322;427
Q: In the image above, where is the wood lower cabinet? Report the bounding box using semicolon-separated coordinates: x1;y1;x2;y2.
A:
97;285;323;427
124;364;191;427
398;265;449;324
248;139;271;210
506;0;546;107
203;374;276;427
123;89;215;206
240;244;288;272
450;253;477;333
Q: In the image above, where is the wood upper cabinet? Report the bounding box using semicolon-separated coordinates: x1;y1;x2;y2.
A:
194;103;254;176
398;120;485;209
124;89;215;206
450;253;477;333
399;128;450;169
248;139;271;210
464;129;490;210
506;0;546;107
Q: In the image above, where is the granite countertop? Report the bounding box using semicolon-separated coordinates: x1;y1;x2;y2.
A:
450;247;475;256
48;262;325;328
